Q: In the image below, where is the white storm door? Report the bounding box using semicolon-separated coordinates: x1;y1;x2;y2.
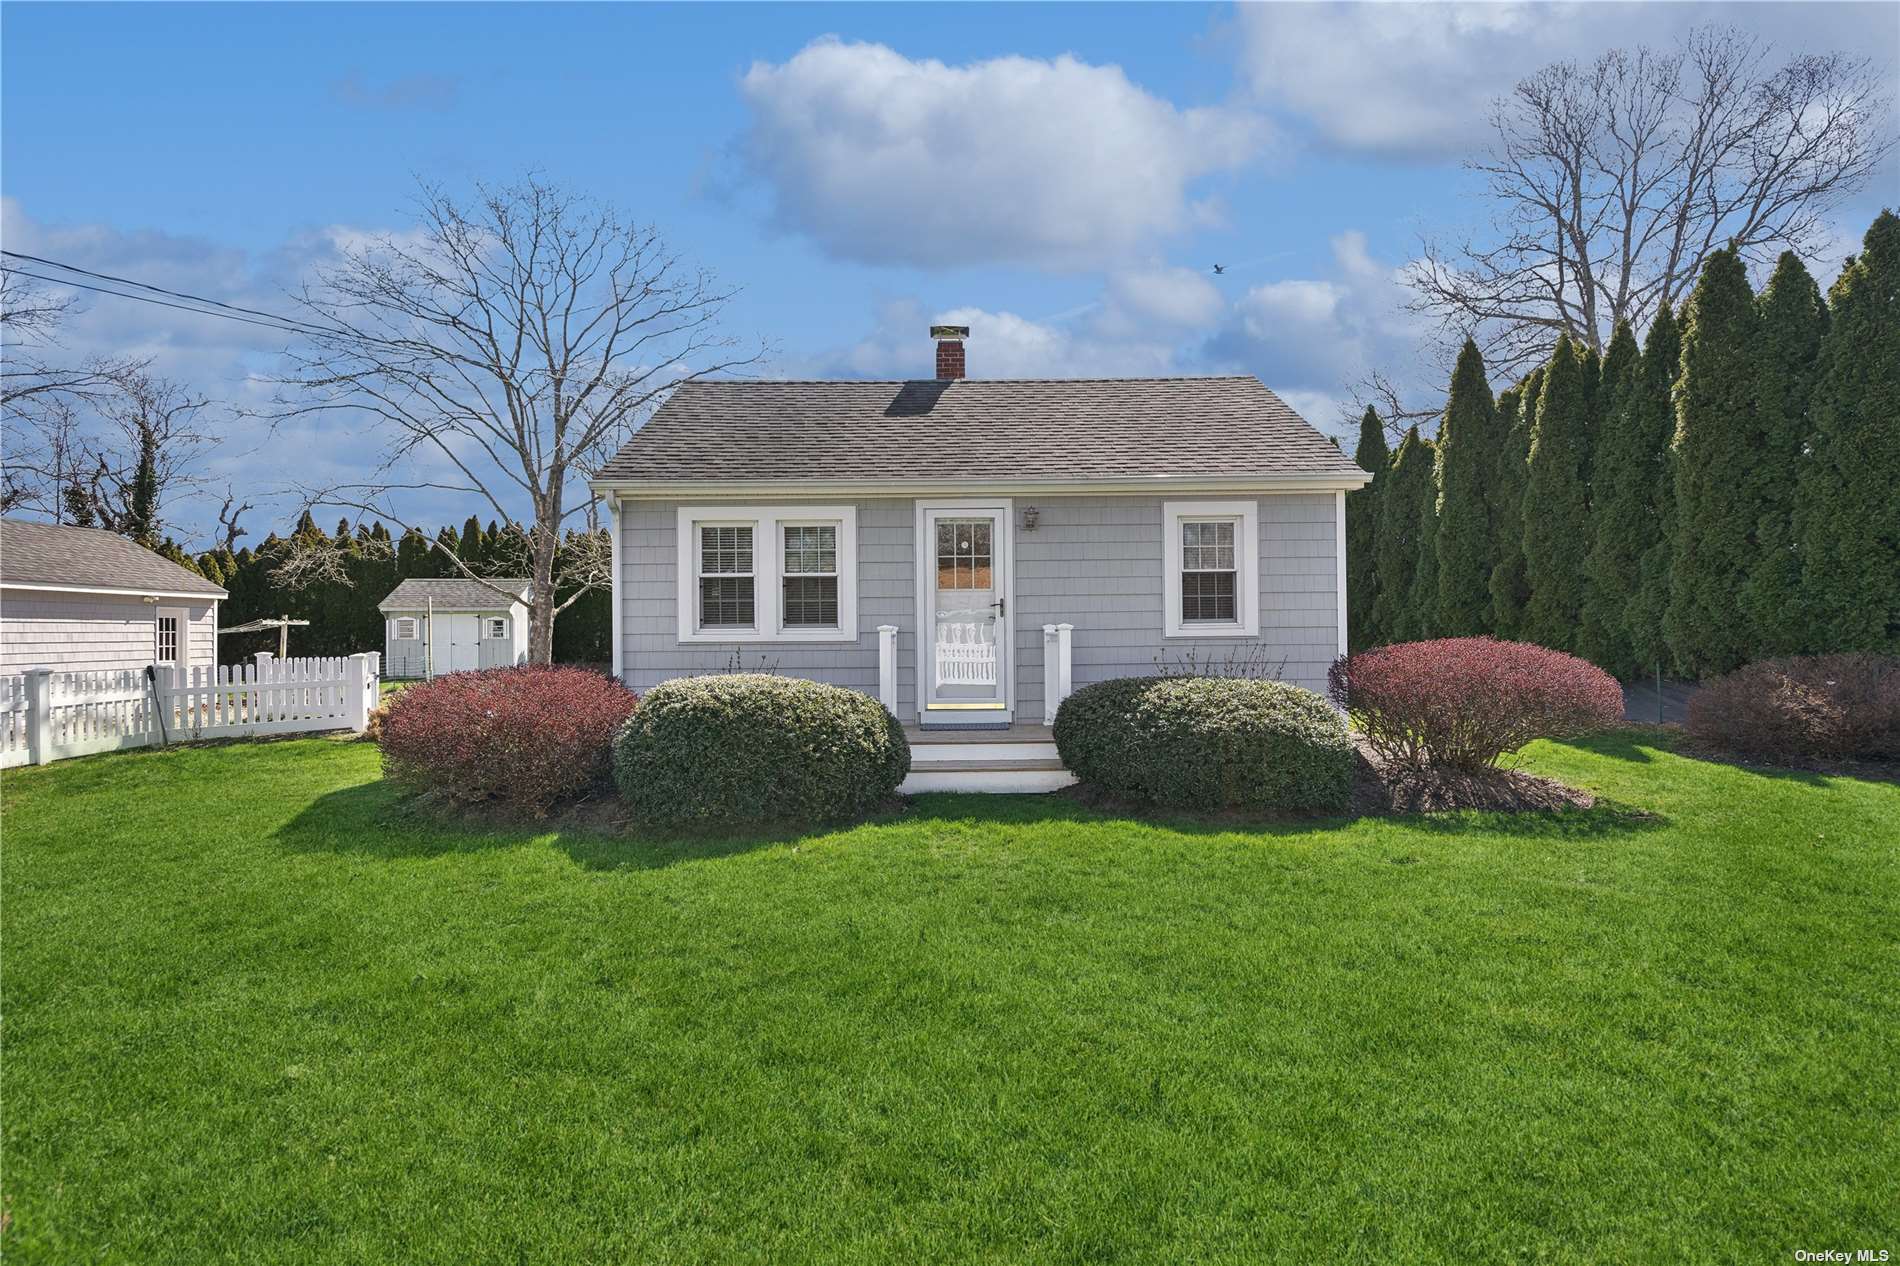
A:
919;502;1011;719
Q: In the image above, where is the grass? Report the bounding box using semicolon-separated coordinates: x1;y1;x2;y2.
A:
3;731;1895;1263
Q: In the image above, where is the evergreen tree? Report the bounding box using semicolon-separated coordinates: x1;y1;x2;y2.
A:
459;515;488;570
1373;428;1436;643
1666;245;1764;676
1578;343;1603;494
1345;407;1389;650
1745;251;1828;654
123;428;161;549
1625;306;1682;675
1432;339;1502;635
1521;337;1593;651
1577;320;1645;675
1488;371;1538;640
1793;210;1900;653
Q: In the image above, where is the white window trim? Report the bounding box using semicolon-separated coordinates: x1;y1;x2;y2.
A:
1162;499;1260;638
484;616;510;640
392;617;420;640
675;505;858;644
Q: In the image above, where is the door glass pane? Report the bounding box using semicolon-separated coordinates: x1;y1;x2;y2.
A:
936;517;992;591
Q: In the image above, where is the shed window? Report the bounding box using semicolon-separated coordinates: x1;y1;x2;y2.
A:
156;615;180;664
393;617;420;640
485;616;509;640
1163;500;1259;638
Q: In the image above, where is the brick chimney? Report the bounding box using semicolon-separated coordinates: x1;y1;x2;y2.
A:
932;325;969;380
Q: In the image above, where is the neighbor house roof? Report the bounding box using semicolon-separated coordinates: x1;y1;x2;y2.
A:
376;577;531;613
0;518;227;599
592;376;1367;489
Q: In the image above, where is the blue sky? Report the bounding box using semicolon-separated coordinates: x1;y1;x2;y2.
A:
3;2;1893;542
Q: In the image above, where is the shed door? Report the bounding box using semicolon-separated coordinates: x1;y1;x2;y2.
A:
427;613;483;675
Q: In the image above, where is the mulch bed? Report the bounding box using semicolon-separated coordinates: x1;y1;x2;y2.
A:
1672;734;1900;784
1059;738;1595;824
1349;735;1594;815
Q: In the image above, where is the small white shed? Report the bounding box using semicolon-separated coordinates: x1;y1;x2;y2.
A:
376;577;530;678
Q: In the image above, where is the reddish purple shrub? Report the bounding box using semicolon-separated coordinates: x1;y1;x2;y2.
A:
1329;638;1624;771
378;666;639;814
1687;654;1900;763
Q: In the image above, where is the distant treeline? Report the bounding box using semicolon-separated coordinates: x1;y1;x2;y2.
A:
1346;210;1898;679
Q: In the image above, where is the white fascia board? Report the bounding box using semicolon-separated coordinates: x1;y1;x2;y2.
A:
1;580;228;601
590;472;1372;499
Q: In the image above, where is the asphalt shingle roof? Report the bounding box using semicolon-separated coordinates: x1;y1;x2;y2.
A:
0;518;227;597
596;376;1362;483
376;577;531;612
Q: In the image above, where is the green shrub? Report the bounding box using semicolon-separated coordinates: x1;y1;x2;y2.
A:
613;674;909;825
1053;676;1354;811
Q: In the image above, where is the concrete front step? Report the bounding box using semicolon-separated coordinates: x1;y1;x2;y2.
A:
901;721;1075;793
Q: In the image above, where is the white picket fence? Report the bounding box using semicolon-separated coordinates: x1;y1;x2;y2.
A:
0;652;380;769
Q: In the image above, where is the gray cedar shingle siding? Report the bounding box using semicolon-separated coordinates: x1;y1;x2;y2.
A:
617;492;1340;709
597;377;1364;484
0;591;216;676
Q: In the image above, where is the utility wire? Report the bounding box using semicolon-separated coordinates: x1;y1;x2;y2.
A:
0;266;319;338
2;248;341;337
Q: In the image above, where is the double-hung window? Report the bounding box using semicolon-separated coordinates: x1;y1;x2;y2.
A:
156;615;180;664
1163;500;1259;637
697;524;756;630
780;524;839;628
678;506;856;642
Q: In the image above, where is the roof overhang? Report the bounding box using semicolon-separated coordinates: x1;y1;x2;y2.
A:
590;471;1371;500
1;579;227;601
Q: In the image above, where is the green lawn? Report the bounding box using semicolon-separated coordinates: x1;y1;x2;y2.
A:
4;733;1895;1264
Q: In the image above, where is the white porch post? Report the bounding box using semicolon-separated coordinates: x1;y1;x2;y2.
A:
1056;623;1073;718
1042;624;1074;724
877;625;899;714
344;654;371;734
24;667;52;766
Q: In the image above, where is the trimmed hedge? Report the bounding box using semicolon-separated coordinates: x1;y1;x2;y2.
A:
614;674;909;825
1687;653;1900;763
1329;638;1623;771
1053;676;1354;811
378;665;638;814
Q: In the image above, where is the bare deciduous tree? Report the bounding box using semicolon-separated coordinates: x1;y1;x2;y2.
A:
271;175;763;662
2;274;154;517
1406;25;1892;384
54;374;220;539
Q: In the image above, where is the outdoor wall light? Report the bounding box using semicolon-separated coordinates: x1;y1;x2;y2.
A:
1022;506;1040;531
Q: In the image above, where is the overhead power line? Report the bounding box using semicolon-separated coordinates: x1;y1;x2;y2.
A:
1;249;411;350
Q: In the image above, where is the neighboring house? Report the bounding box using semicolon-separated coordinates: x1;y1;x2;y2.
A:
0;518;225;677
589;327;1370;789
376;577;530;678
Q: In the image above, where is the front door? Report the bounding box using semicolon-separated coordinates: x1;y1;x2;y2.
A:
919;501;1011;723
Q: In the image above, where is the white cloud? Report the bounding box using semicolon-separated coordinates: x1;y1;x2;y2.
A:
737;37;1271;269
1233;1;1898;159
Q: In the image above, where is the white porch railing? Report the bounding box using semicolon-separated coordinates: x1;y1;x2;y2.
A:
0;653;379;769
1042;623;1074;724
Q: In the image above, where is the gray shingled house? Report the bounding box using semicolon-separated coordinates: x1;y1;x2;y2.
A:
0;518;226;676
376;577;530;678
588;327;1369;791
